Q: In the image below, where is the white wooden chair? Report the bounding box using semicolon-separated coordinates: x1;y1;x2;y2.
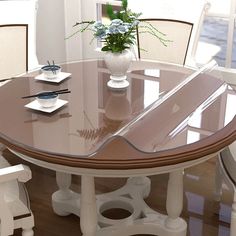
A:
129;0;212;66
215;142;236;236
0;153;34;236
137;19;193;65
0;3;36;234
0;0;39;80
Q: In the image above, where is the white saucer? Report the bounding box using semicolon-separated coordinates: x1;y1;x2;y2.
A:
24;99;68;113
35;72;71;83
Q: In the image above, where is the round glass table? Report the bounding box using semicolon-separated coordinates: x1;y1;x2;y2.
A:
0;60;235;236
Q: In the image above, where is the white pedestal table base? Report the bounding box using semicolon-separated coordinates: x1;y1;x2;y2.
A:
52;172;186;236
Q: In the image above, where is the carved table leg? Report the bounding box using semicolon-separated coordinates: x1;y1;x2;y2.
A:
52;171;76;216
165;170;186;236
80;175;97;236
51;171;187;236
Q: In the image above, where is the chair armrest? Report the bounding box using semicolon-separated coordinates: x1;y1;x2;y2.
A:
0;164;31;183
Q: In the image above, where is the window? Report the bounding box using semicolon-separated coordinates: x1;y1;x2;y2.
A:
200;0;236;68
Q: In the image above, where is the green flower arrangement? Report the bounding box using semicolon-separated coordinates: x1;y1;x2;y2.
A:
68;0;170;53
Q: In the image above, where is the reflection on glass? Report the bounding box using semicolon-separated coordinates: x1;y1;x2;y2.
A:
77;89;131;144
105;89;131;121
188;112;202;128
224;92;236;125
219;203;231;223
144;80;160;107
185;173;200;181
188;217;203;236
218;225;230;236
144;69;160;78
186;192;204;215
187;130;200;144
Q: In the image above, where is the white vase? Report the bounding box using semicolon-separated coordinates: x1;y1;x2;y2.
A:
104;49;132;89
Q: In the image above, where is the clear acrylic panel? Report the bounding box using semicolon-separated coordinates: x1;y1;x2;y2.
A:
0;60;235;159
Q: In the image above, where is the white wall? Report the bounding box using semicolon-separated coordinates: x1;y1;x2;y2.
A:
64;0;82;62
36;0;83;64
80;0;99;59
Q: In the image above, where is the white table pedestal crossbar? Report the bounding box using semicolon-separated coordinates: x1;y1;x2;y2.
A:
52;171;186;236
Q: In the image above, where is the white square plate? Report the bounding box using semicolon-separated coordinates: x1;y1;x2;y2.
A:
35;72;71;83
24;99;68;113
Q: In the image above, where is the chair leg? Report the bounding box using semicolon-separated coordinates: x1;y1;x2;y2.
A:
21;215;34;236
230;192;236;236
22;228;34;236
0;184;14;236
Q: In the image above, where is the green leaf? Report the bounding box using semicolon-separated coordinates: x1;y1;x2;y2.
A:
117;11;123;20
122;0;128;11
106;4;116;20
126;39;133;44
101;46;110;51
73;21;95;27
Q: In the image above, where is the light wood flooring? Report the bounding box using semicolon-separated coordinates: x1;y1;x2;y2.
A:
3;149;232;236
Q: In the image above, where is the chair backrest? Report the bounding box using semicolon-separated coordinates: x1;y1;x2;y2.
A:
0;24;28;80
129;0;210;65
0;0;39;75
137;19;193;65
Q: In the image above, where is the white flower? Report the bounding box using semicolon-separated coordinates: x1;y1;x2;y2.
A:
93;21;105;30
111;19;123;26
108;20;131;35
108;25;119;34
131;20;139;27
118;25;129;34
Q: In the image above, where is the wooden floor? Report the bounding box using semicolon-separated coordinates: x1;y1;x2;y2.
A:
4;149;232;236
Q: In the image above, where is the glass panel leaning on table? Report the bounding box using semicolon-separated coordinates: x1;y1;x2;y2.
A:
0;59;235;236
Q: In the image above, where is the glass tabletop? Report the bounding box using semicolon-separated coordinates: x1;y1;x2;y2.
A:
0;60;235;168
